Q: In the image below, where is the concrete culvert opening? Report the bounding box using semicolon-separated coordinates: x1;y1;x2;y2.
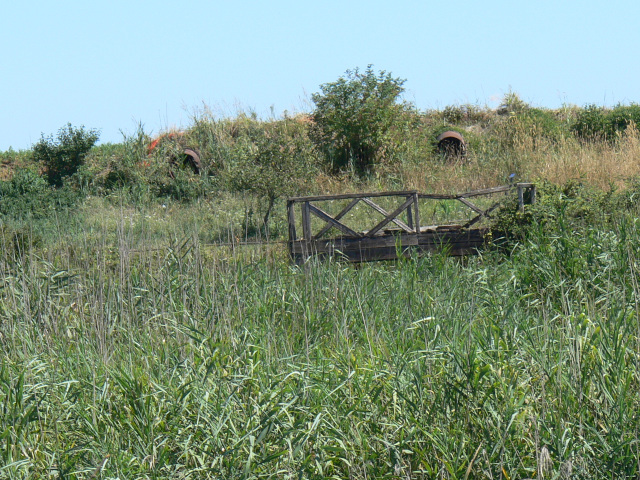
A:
436;131;467;159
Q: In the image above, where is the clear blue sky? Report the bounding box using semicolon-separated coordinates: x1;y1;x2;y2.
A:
2;0;639;151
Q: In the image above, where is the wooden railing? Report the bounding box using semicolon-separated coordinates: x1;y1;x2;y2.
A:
287;183;536;262
287;191;420;242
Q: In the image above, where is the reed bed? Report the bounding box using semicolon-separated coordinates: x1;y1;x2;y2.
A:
2;199;640;479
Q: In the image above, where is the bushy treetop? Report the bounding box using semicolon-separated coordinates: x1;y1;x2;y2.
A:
310;66;408;172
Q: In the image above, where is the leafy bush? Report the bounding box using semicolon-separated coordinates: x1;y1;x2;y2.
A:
572;103;640;140
496;91;530;115
571;104;608;140
33;123;100;187
493;94;566;146
0;148;31;180
606;104;640;137
490;180;630;243
518;108;565;139
0;168;80;219
310;66;408;173
441;105;465;124
149;168;210;202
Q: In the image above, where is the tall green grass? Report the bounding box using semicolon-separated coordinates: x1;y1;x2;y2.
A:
2;194;640;478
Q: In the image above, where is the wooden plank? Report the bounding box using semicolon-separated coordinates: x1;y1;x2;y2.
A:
289;190;418;203
308;203;360;238
458;185;512;198
412;193;420;234
417;230;487;245
287;201;297;241
291;228;489;262
291;184;519;205
314;233;418;249
313;197;360;240
517;185;525;211
418;186;511;200
483;202;502;218
361;197;413;233
366;196;418;237
290;233;418;254
418;193;459;200
301;202;312;240
457;197;485;215
461;202;501;228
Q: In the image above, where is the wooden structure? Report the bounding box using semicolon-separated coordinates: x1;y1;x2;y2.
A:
287;183;535;263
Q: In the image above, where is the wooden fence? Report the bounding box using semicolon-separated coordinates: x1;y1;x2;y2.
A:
287;183;535;263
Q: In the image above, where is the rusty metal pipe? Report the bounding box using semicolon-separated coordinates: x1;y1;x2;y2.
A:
436;130;467;157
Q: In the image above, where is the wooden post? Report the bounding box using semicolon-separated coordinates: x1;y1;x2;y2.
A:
412;192;420;234
517;185;525;211
407;204;414;231
517;183;536;210
287;200;297;261
302;202;312;239
301;201;312;258
287;200;297;241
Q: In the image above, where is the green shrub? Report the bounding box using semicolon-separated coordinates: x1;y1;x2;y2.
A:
572;103;640;140
149;168;210;202
0;168;80;219
490;180;629;244
226;118;319;232
571;104;608;140
0;148;31;179
497;91;530;115
494;96;566;146
518;107;565;139
33;123;100;187
441;105;465;124
310;66;408;173
606;103;640;137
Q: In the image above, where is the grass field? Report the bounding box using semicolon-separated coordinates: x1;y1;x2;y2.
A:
2;99;640;478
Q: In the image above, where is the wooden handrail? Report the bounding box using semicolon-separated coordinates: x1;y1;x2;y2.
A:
288;190;417;203
288;184;536;242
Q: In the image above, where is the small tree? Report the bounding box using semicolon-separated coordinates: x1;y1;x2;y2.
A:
310;66;407;173
33;123;100;187
227;118;318;233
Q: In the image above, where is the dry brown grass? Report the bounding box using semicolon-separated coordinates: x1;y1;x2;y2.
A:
0;150;33;181
395;126;640;194
528;126;640;189
0;164;11;181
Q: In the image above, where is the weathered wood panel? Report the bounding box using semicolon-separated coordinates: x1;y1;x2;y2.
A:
290;228;489;263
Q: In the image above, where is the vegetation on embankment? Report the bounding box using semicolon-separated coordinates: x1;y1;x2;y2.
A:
2;68;640;478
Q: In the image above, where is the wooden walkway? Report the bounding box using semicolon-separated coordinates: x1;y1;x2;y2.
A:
287;183;535;263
